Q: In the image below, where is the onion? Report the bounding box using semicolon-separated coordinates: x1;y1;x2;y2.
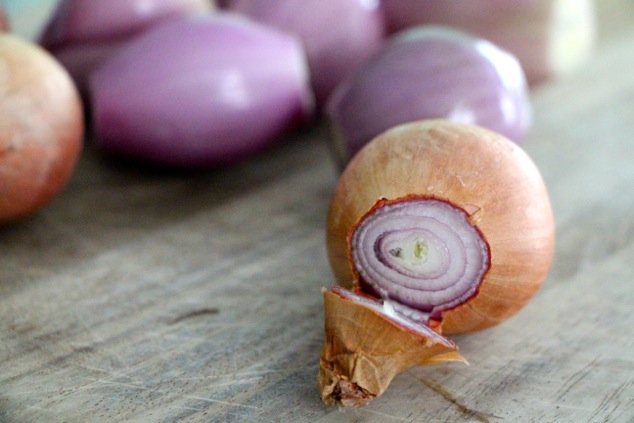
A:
320;120;555;406
351;198;490;318
0;35;84;224
327;26;531;164
381;0;596;85
39;0;215;93
225;0;385;105
89;14;313;167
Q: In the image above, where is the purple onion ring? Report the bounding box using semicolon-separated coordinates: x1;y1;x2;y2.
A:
351;198;490;315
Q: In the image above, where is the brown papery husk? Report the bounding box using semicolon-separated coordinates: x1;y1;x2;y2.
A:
326;120;555;335
319;289;466;407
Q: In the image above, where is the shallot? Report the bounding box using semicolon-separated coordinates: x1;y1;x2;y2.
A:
90;14;313;167
40;0;215;92
0;35;83;224
381;0;596;85
225;0;385;105
327;26;531;164
320;120;554;406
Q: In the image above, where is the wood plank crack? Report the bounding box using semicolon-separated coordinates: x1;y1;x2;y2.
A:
411;374;502;422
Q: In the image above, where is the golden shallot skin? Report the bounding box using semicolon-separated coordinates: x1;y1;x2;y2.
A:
320;120;554;406
0;35;84;224
319;287;466;407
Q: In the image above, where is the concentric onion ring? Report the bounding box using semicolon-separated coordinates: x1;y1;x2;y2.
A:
351;197;490;317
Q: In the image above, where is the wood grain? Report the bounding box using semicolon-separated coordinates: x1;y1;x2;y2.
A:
2;1;634;422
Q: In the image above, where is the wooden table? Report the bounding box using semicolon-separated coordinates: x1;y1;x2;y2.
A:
2;2;634;422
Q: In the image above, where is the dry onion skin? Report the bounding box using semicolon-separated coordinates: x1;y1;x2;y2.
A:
320;120;555;406
0;35;84;224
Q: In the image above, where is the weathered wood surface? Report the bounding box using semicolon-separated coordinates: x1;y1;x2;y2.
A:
2;2;634;422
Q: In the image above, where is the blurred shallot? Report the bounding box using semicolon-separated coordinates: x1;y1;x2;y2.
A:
327;26;531;164
381;0;596;85
0;35;83;224
90;14;313;167
225;0;385;105
40;0;215;93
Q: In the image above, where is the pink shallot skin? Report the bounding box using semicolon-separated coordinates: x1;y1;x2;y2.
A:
327;27;531;163
90;14;313;168
381;0;596;85
226;0;385;105
39;0;215;92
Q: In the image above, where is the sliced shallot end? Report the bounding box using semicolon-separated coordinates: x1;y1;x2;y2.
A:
351;197;491;320
319;286;466;407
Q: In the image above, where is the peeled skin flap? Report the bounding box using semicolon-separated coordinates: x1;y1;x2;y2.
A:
318;289;466;407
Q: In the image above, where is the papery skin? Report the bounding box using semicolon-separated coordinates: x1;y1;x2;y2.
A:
381;0;596;85
39;0;215;92
326;120;554;334
328;26;531;164
90;14;313;167
319;288;465;407
0;35;84;224
226;0;385;105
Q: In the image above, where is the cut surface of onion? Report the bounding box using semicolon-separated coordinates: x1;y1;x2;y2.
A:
351;197;490;317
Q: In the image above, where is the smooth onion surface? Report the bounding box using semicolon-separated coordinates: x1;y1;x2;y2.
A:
90;14;313;167
226;0;385;105
0;35;84;224
40;0;215;92
327;26;531;164
327;120;554;334
381;0;596;85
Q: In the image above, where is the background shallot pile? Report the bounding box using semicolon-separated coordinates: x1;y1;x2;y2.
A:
0;0;596;223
